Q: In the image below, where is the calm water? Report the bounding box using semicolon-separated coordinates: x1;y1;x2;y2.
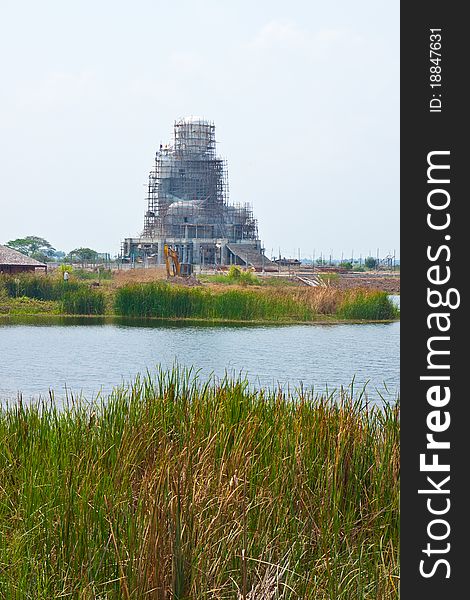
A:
0;304;399;405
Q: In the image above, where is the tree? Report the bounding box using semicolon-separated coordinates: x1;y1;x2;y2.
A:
7;236;56;261
67;248;99;265
364;256;377;269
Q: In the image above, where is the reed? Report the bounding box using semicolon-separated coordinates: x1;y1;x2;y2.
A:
114;283;315;321
0;368;399;599
337;290;399;320
60;288;106;315
114;283;398;322
0;273;80;300
0;275;399;322
0;275;105;315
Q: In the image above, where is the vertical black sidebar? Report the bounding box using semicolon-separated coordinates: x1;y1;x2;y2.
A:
401;3;467;598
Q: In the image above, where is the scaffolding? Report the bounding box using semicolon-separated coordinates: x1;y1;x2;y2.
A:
123;117;269;268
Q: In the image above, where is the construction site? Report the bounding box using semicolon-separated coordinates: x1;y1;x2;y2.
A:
122;117;273;271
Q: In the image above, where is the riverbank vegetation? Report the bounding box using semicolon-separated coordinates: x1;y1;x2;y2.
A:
0;368;399;599
337;290;398;320
114;283;398;322
0;273;398;322
0;274;106;316
114;283;314;321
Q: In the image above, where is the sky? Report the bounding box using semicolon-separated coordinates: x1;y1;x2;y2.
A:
0;0;399;260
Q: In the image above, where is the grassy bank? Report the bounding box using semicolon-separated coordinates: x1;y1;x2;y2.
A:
0;274;106;316
0;369;399;599
0;274;399;322
114;283;315;321
115;283;398;322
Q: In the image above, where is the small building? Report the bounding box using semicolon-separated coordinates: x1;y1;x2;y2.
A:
273;257;301;267
0;245;47;275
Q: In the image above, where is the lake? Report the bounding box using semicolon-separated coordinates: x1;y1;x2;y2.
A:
0;311;399;405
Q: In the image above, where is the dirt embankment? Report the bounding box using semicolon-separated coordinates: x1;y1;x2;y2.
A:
107;268;400;293
111;268;202;287
111;267;167;286
331;274;400;294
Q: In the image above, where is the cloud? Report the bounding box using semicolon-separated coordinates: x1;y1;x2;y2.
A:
247;19;364;56
169;51;204;74
16;70;99;111
249;20;309;50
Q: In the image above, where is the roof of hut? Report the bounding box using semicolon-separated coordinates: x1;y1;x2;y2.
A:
0;244;47;267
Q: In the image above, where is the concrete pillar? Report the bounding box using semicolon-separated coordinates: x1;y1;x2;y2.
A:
157;242;164;265
220;244;227;265
193;242;200;265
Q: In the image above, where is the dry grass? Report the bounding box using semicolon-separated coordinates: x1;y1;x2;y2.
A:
0;368;399;599
113;283;398;322
0;273;398;322
262;287;344;315
111;267;168;286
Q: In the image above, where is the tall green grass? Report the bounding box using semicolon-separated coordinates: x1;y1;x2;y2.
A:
0;275;105;315
115;282;314;321
61;288;105;315
0;368;399;599
338;291;399;320
0;274;80;300
115;283;398;322
1;275;398;321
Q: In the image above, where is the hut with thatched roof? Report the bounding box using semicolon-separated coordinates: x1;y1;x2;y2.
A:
0;245;47;275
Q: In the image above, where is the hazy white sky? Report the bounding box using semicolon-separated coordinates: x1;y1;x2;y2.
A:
0;0;399;259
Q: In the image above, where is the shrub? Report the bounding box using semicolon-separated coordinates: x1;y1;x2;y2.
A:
226;265;259;285
364;256;377;270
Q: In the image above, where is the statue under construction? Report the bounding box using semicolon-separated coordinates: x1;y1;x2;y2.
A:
122;117;271;269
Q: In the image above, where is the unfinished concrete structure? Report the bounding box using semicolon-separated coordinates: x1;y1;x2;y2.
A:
122;117;272;269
